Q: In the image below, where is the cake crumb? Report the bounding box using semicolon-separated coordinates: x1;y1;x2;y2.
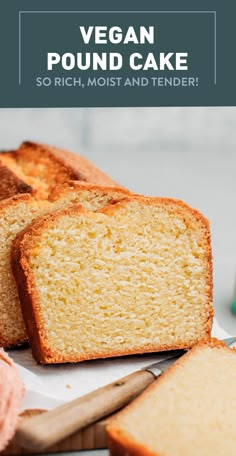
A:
66;384;71;389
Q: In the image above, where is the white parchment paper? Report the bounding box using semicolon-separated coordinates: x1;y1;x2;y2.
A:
7;319;233;412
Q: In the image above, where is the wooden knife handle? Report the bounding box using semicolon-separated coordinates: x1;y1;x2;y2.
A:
16;369;155;451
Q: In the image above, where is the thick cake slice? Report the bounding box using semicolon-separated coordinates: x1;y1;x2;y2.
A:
12;197;213;363
0;194;50;347
107;340;236;456
0;185;130;348
0;141;118;201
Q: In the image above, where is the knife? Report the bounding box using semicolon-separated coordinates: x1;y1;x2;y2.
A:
16;337;236;451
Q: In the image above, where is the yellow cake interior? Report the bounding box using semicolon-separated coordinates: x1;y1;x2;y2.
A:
108;344;236;456
26;199;212;360
0;197;49;346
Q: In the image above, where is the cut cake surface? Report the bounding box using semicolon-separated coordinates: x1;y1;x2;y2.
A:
11;197;213;363
107;340;236;456
0;185;131;348
0;194;50;347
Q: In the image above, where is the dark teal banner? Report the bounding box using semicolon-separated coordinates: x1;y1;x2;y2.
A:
0;1;235;107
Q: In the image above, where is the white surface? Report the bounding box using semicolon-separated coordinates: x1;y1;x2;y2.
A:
8;319;232;412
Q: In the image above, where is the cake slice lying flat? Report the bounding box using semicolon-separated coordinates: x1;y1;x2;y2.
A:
0;141;118;201
12;197;213;363
107;340;236;456
0;194;51;347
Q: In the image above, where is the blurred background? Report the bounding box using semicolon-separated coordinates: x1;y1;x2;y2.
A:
0;107;235;334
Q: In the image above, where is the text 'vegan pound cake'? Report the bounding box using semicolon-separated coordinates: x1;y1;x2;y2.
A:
0;185;132;348
0;141;118;201
107;340;236;456
12;197;213;363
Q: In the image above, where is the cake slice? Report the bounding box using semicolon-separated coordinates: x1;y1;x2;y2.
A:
0;141;118;201
0;350;25;451
0;194;51;347
0;185;130;348
107;340;236;456
11;197;213;364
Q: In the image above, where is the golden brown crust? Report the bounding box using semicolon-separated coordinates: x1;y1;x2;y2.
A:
107;339;233;456
108;430;158;456
0;336;28;350
18;141;119;188
0;193;34;212
11;197;213;364
49;180;131;203
33;142;119;186
0;142;119;202
0;159;32;201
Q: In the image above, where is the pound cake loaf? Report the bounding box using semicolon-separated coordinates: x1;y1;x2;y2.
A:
0;194;51;348
12;197;213;364
0;141;118;201
0;350;25;451
107;340;236;456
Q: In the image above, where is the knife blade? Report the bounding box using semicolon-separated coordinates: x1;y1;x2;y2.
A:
143;354;183;377
16;337;236;451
